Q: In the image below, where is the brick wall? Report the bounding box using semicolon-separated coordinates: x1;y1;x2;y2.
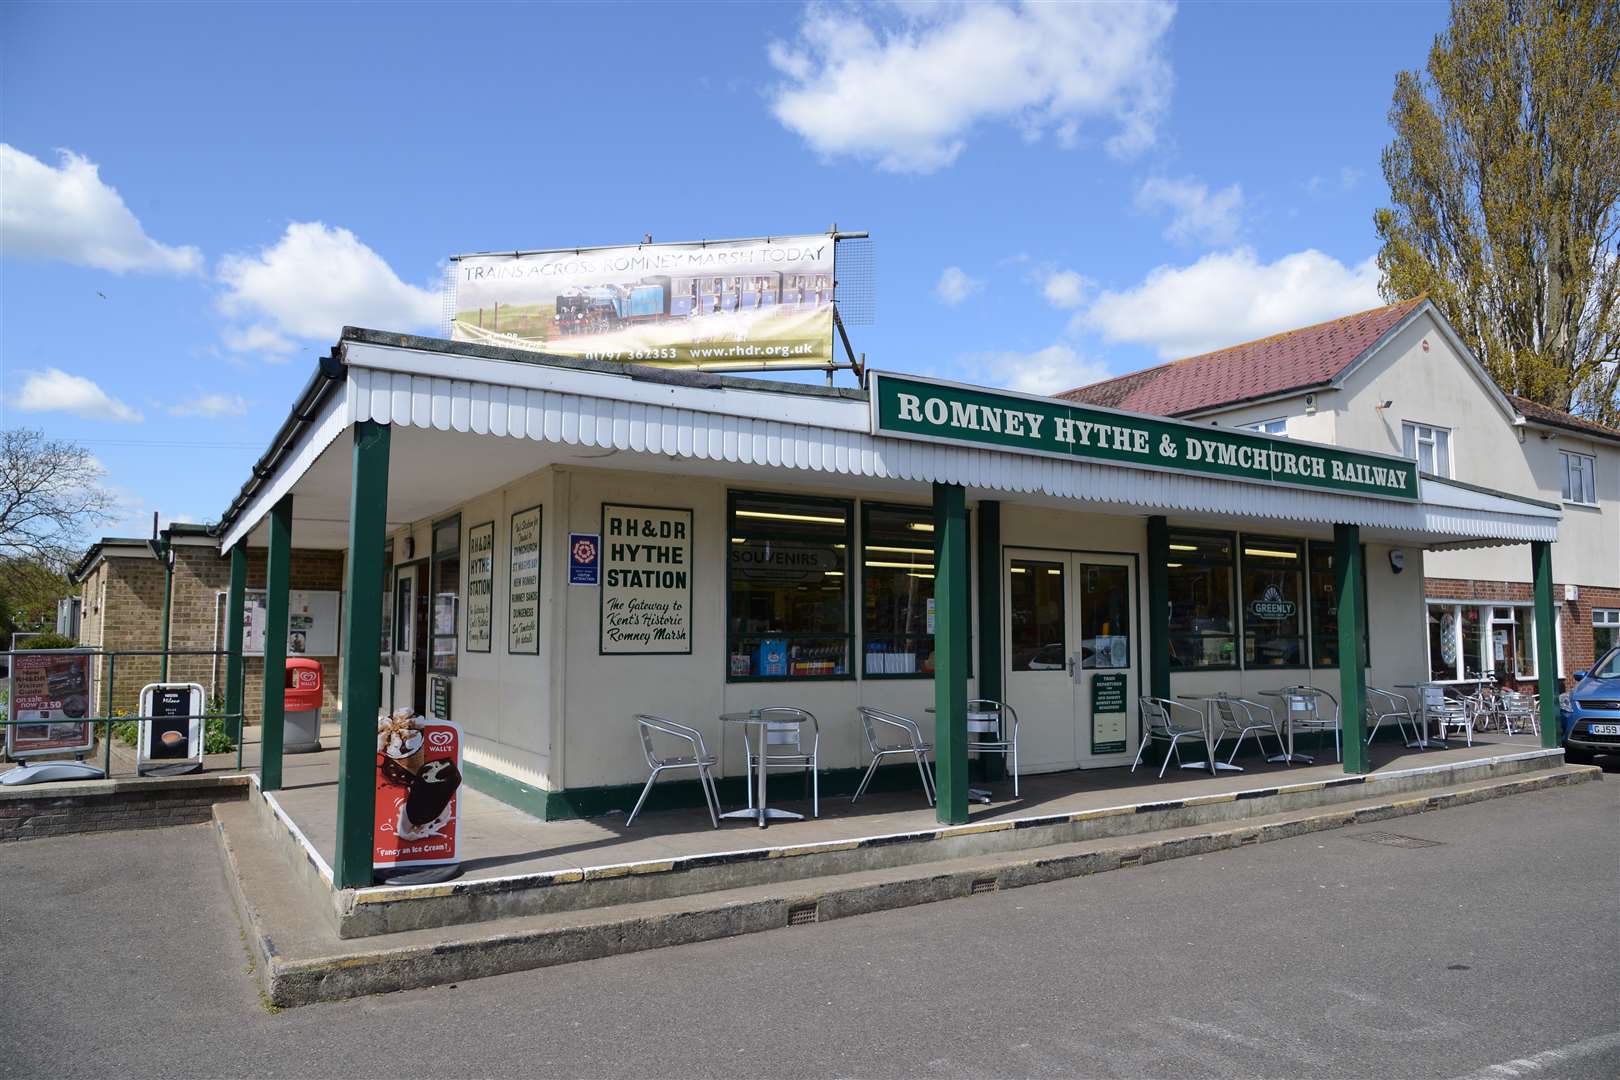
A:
1424;575;1620;683
78;545;347;724
0;775;249;842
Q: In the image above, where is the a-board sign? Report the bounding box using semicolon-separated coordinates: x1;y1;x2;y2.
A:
374;714;461;873
1090;673;1129;756
137;682;205;775
5;649;95;759
430;675;452;723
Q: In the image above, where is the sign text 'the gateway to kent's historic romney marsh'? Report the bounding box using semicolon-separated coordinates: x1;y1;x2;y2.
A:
869;373;1419;501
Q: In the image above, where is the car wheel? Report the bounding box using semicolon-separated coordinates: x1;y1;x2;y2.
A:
1563;745;1594;765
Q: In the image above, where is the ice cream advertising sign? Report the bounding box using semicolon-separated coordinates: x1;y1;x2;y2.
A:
374;711;463;871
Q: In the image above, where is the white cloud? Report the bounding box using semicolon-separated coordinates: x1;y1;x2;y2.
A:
0;145;201;274
1040;269;1091;309
1080;247;1383;358
766;1;1175;173
14;368;142;422
217;222;439;348
957;343;1114;397
1135;175;1243;246
935;266;983;306
220;323;297;358
168;392;248;418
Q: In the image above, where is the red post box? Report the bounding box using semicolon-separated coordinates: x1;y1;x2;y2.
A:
283;658;324;753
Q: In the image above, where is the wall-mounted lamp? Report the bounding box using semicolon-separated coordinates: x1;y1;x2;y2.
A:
1374;399;1394;411
1388;548;1406;574
404;536;415;559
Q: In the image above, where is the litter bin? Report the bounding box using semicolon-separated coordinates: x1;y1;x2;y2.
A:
284;658;324;754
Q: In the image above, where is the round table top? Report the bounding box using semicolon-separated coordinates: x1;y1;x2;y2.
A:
719;711;809;724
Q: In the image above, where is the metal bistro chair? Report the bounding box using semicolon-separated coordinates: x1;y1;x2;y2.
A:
1366;687;1418;747
1423;685;1473;747
745;706;821;818
966;699;1019;797
1500;689;1540;737
1134;696;1211;778
628;715;721;829
853;707;935;806
1211;694;1284;764
1279;686;1341;762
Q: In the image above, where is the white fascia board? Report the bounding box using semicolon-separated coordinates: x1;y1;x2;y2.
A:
1419;476;1562;519
220;385;351;553
341;340;869;433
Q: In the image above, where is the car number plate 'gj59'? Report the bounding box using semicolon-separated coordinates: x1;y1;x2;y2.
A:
1588;723;1620;736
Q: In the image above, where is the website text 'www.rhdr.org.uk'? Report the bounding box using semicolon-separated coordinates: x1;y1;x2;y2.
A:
580;341;823;362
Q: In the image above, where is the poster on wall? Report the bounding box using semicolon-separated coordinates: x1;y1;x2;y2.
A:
508;506;542;654
374;713;462;874
5;650;95;759
1090;673;1129;755
600;504;692;655
241;590;341;656
448;234;836;369
569;533;599;585
465;522;494;653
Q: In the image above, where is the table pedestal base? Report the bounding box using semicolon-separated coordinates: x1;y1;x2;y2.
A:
1180;761;1243;773
1268;752;1313;764
721;807;804;828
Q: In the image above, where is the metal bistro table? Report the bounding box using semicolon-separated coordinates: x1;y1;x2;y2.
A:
719;710;806;828
1257;690;1316;765
925;706;994;803
1394;684;1450;749
1174;695;1243;773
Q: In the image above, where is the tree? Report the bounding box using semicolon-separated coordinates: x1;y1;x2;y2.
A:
1;428;115;573
1375;0;1620;425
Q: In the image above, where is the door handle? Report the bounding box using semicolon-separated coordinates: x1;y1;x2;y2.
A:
1068;654;1077;677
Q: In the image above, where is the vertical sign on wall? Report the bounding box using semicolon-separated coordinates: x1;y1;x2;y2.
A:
600;504;693;654
465;522;494;653
569;533;600;585
508;506;542;654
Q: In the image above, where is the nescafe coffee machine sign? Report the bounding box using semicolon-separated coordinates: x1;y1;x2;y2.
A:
137;682;205;776
374;711;462;872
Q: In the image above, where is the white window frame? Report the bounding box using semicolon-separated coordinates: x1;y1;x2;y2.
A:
1559;450;1597;506
1595;609;1620;666
1241;417;1289;437
1402;421;1453;478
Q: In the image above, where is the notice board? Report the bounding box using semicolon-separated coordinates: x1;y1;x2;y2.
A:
241;589;342;656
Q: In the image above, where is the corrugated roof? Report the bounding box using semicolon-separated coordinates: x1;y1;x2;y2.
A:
1060;297;1426;416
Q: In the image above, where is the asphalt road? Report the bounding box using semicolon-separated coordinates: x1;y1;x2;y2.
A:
2;776;1617;1080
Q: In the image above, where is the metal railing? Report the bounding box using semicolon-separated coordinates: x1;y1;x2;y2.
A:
2;648;248;775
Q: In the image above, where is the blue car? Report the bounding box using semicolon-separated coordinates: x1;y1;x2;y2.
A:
1561;646;1620;764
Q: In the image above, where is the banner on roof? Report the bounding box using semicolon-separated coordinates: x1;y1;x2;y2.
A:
448;235;836;369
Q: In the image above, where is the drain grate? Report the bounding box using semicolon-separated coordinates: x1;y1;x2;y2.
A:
1352;831;1444;849
787;903;819;926
970;877;998;895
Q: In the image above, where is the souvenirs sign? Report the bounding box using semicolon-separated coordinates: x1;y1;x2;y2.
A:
1090;673;1129;756
465;521;494;653
600;504;692;655
5;649;95;758
374;712;462;872
508;506;542;654
869;372;1420;502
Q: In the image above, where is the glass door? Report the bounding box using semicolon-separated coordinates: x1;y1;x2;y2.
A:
1005;550;1139;772
392;563;428;717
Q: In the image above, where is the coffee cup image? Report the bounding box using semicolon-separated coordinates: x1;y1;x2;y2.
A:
160;729;186;748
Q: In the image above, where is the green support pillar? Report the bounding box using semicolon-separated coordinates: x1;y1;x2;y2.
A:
158;536;173;682
1146;516;1171;701
1532;540;1560;749
1335;524;1370;773
224;545;246;739
259;495;293;792
335;421;391;889
933;482;969;825
976;501;1002;703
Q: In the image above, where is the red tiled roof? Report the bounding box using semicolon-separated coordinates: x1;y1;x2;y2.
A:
1059;297;1427;416
1509;395;1620;443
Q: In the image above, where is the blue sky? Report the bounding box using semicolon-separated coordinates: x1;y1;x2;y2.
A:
0;1;1447;541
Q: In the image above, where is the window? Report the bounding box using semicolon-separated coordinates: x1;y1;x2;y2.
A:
1240;538;1306;667
862;503;937;676
429;515;460;675
1306;542;1368;668
1594;609;1620;660
1560;451;1596;505
1240;418;1288;436
1166;531;1236;670
727;492;852;680
1009;559;1066;672
1426;604;1458;682
1513;607;1537;678
1483;605;1537;679
1402;421;1452;478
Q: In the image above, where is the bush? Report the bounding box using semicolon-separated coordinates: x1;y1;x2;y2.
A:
15;632;78;649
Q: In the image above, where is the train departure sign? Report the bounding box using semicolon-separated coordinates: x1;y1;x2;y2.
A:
869;372;1420;502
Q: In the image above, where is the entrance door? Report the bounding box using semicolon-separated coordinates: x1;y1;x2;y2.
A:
1004;550;1139;771
389;562;429;717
